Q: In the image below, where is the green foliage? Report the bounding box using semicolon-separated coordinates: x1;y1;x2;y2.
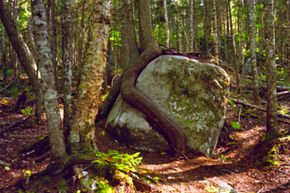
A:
110;29;121;47
92;150;142;173
80;176;114;193
21;106;33;116
95;179;114;193
263;145;280;166
230;121;241;130
17;1;31;30
10;85;21;96
205;185;219;193
277;67;290;86
278;106;289;115
57;178;68;193
219;154;230;161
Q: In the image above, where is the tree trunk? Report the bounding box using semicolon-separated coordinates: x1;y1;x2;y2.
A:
192;0;198;50
248;0;260;103
203;0;211;56
264;0;280;138
163;0;170;47
236;0;244;91
186;0;193;52
69;0;111;154
0;33;8;81
138;0;156;52
0;0;43;122
31;0;66;172
62;0;73;147
47;0;58;85
120;0;139;70
212;0;220;64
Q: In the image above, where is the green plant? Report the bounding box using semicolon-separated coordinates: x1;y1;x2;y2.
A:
21;106;33;116
205;185;219;193
58;178;68;193
230;121;241;130
263;145;280;166
92;150;142;173
80;177;114;193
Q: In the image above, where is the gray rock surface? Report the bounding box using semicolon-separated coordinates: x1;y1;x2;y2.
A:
106;55;230;156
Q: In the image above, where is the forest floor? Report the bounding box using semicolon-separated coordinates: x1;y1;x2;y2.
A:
0;93;289;193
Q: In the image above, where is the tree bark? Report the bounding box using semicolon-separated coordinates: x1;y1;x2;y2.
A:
248;0;260;103
31;0;66;173
62;0;73;144
212;0;220;64
203;0;211;56
236;0;244;91
264;0;280;138
120;0;139;70
70;0;111;154
192;0;198;50
47;0;58;85
138;0;156;52
163;0;170;47
186;0;193;52
0;0;43;122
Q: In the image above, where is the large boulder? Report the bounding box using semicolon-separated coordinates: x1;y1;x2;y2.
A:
106;55;230;156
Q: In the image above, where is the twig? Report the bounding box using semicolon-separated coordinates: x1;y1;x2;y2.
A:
0;81;14;94
0;159;11;167
0;116;31;135
230;98;290;124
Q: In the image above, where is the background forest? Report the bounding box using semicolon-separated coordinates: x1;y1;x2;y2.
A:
0;0;289;192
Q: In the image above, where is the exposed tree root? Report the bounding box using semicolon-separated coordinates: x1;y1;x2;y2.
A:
120;46;186;157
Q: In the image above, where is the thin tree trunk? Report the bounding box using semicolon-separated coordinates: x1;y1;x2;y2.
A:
186;0;193;52
0;0;43;122
163;0;170;47
0;33;8;81
248;0;260;103
286;0;290;63
47;0;58;85
192;0;198;50
203;0;211;56
236;0;244;91
77;0;86;74
62;0;73;144
212;0;220;64
264;0;279;138
70;0;111;154
31;0;66;172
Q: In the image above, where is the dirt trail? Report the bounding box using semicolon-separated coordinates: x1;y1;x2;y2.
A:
0;98;289;192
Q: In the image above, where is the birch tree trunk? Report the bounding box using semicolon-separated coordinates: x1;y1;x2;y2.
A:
69;0;111;154
248;0;260;103
264;0;280;138
31;0;66;172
